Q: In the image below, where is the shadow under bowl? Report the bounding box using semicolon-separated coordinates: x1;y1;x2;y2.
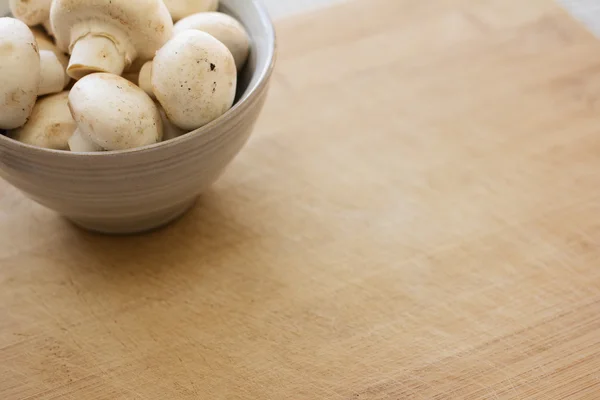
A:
0;0;276;234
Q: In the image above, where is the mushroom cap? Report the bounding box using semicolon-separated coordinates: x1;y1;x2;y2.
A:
10;91;76;150
9;0;52;26
0;18;41;130
174;11;250;71
68;73;163;151
50;0;173;62
152;30;237;131
163;0;219;22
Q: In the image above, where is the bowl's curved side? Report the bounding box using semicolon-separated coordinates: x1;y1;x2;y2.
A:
0;82;271;233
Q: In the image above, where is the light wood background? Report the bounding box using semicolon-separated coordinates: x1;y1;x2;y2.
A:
2;0;600;32
2;0;600;398
264;0;600;36
1;0;600;34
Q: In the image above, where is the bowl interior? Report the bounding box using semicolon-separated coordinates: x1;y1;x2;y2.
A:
0;0;275;154
220;0;275;104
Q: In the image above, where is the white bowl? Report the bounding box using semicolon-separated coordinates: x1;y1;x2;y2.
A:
0;0;277;234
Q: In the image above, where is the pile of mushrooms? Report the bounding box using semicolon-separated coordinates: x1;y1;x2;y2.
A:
0;0;250;152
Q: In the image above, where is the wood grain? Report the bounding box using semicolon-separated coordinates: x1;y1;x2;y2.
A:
2;0;600;398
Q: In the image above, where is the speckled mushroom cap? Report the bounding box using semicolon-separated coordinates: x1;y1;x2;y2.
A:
152;30;237;131
163;0;219;21
0;17;41;130
68;73;163;151
174;11;250;71
50;0;173;78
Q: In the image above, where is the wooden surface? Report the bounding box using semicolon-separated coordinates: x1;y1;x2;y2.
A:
2;0;600;398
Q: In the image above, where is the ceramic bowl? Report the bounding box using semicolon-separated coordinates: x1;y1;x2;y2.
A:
0;0;276;234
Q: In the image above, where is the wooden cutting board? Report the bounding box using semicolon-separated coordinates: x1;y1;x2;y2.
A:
2;0;600;398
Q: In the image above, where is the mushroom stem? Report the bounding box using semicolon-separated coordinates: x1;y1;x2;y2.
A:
138;61;155;99
68;129;104;152
39;50;68;96
158;105;186;141
67;35;126;80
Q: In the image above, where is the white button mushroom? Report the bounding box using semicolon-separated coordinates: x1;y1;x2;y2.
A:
158;105;187;141
32;28;71;96
0;18;41;130
152;30;237;131
9;0;53;35
39;50;70;96
122;57;149;85
50;0;173;80
138;61;156;99
68;129;103;152
139;12;249;99
10;91;76;150
163;0;219;22
174;12;250;71
68;73;163;151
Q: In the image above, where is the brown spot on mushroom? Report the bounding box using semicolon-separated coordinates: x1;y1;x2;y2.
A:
45;123;66;139
4;90;23;106
98;42;115;60
107;11;129;27
0;42;14;56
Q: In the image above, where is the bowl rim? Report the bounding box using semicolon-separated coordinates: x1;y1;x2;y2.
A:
0;0;277;159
